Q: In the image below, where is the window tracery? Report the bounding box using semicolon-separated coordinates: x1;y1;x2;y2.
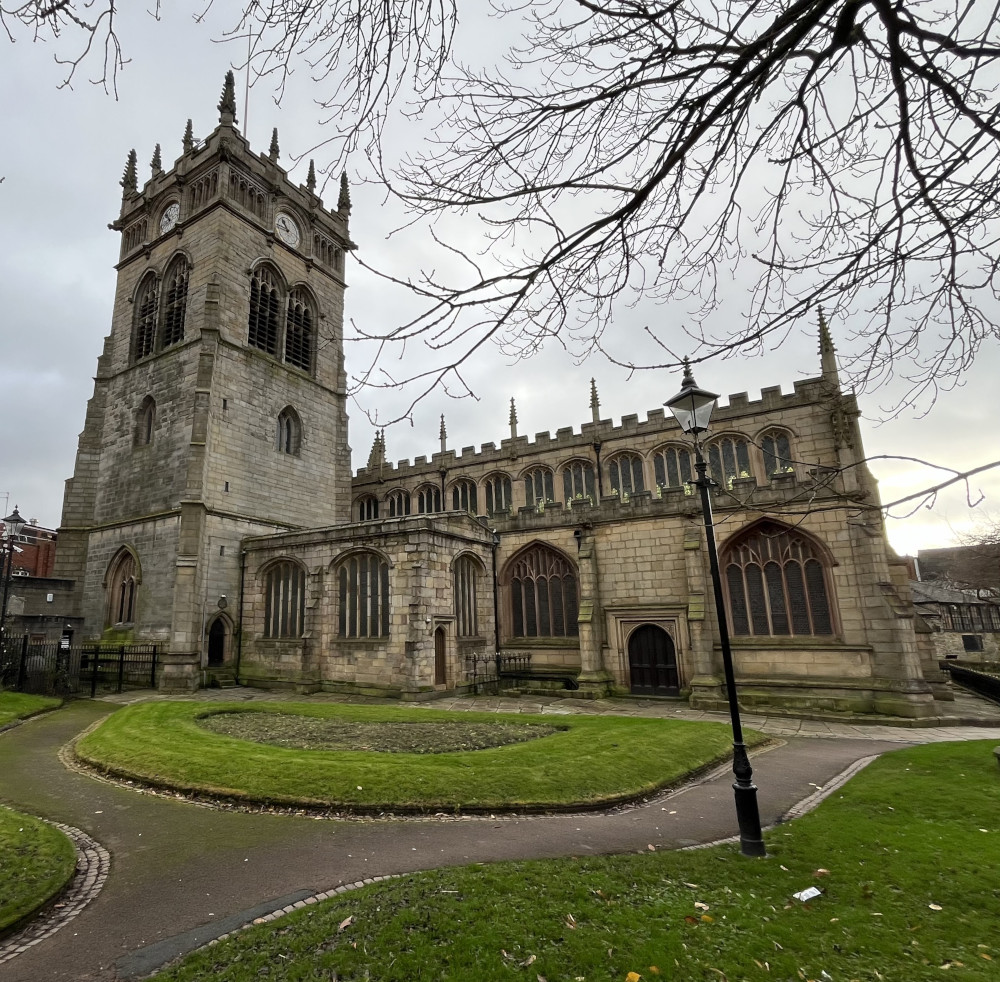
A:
337;552;390;638
105;549;138;627
507;544;579;638
484;474;513;516
523;467;555;506
276;406;302;455
608;452;645;495
562;459;596;502
263;560;306;638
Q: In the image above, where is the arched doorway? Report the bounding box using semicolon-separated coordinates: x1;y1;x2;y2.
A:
434;627;447;686
628;624;679;696
207;617;227;667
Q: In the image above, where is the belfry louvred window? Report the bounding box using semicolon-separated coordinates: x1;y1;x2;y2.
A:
284;288;313;372
133;273;159;360
160;258;189;348
507;544;579;638
248;266;281;356
723;522;835;637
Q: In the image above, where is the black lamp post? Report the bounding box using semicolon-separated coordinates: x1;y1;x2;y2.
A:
665;362;766;858
0;506;27;650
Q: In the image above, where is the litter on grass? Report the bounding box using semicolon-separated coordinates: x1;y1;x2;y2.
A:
791;887;822;902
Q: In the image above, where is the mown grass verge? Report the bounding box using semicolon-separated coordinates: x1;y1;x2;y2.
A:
0;692;62;729
74;701;755;812
153;739;1000;982
0;806;76;935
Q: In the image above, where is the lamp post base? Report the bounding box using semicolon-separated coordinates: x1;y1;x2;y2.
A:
733;781;766;857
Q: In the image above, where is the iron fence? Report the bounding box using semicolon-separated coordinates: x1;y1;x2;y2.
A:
464;652;531;694
0;637;158;697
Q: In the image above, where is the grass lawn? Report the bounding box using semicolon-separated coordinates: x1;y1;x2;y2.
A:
153;739;1000;982
0;806;76;934
0;691;62;728
75;701;754;811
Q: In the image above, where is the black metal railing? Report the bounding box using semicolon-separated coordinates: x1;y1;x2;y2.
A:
0;638;158;698
943;663;1000;705
464;652;531;694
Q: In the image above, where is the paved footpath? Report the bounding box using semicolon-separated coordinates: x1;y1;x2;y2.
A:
1;690;998;981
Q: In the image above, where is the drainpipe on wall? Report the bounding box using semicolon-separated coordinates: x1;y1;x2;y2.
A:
491;529;501;677
593;441;604;498
235;548;247;684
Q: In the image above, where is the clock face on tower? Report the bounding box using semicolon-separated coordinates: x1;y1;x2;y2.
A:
159;202;180;235
274;211;301;248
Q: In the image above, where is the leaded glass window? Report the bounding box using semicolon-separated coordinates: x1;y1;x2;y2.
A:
337;552;390;638
562;460;595;502
387;489;411;517
608;452;645;495
761;429;793;476
263;561;306;638
724;523;835;637
276;406;301;455
417;485;442;513
455;555;480;637
451;479;478;514
105;549;138;627
507;544;579;638
653;445;693;490
357;495;379;521
524;467;555;506
484;474;513;516
707;436;751;488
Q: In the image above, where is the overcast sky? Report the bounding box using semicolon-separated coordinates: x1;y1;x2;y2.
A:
2;4;998;555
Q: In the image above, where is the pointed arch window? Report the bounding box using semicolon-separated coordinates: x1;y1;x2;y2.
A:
761;429;794;476
105;549;138;627
524;467;554;506
562;459;595;502
653;445;693;491
248;265;281;356
417;484;442;514
276;406;301;455
451;479;478;514
132;273;159;361
337;552;390;638
707;435;751;488
387;489;411;517
454;555;481;637
284;287;314;372
507;544;579;638
484;474;513;516
723;522;835;637
263;561;306;638
609;452;645;495
135;396;156;447
160;257;189;348
357;495;379;521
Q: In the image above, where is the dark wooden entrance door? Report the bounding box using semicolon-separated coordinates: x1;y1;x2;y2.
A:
208;618;226;667
628;624;679;696
434;627;446;685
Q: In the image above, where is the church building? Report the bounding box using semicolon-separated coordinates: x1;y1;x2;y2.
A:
54;76;945;719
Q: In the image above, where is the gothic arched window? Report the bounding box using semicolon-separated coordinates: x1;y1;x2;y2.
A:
523;467;555;506
507;544;579;638
723;522;835;637
562;459;595;502
275;406;301;455
454;555;481;638
132;273;159;361
263;560;306;638
284;287;314;372
160;257;189;348
761;429;794;477
451;479;478;514
387;489;411;517
248;265;282;356
608;452;645;495
136;396;156;447
653;445;693;490
707;435;751;488
105;549;138;627
417;484;442;514
484;474;513;516
337;551;390;638
357;495;379;521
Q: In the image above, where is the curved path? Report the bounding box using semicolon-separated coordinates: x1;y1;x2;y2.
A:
1;693;998;982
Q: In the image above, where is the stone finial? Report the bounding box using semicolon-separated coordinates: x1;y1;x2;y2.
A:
439;414;447;454
182;118;194;154
306;159;317;193
509;398;518;440
269;127;280;160
338;171;352;213
367;429;386;470
120;149;138;195
150;143;162;175
218;70;238;126
818;307;840;390
589;378;600;423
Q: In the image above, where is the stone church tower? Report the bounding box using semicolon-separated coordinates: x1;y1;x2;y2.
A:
54;74;353;678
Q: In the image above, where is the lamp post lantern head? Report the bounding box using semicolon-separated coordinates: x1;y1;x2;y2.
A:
665;359;719;436
2;506;26;541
